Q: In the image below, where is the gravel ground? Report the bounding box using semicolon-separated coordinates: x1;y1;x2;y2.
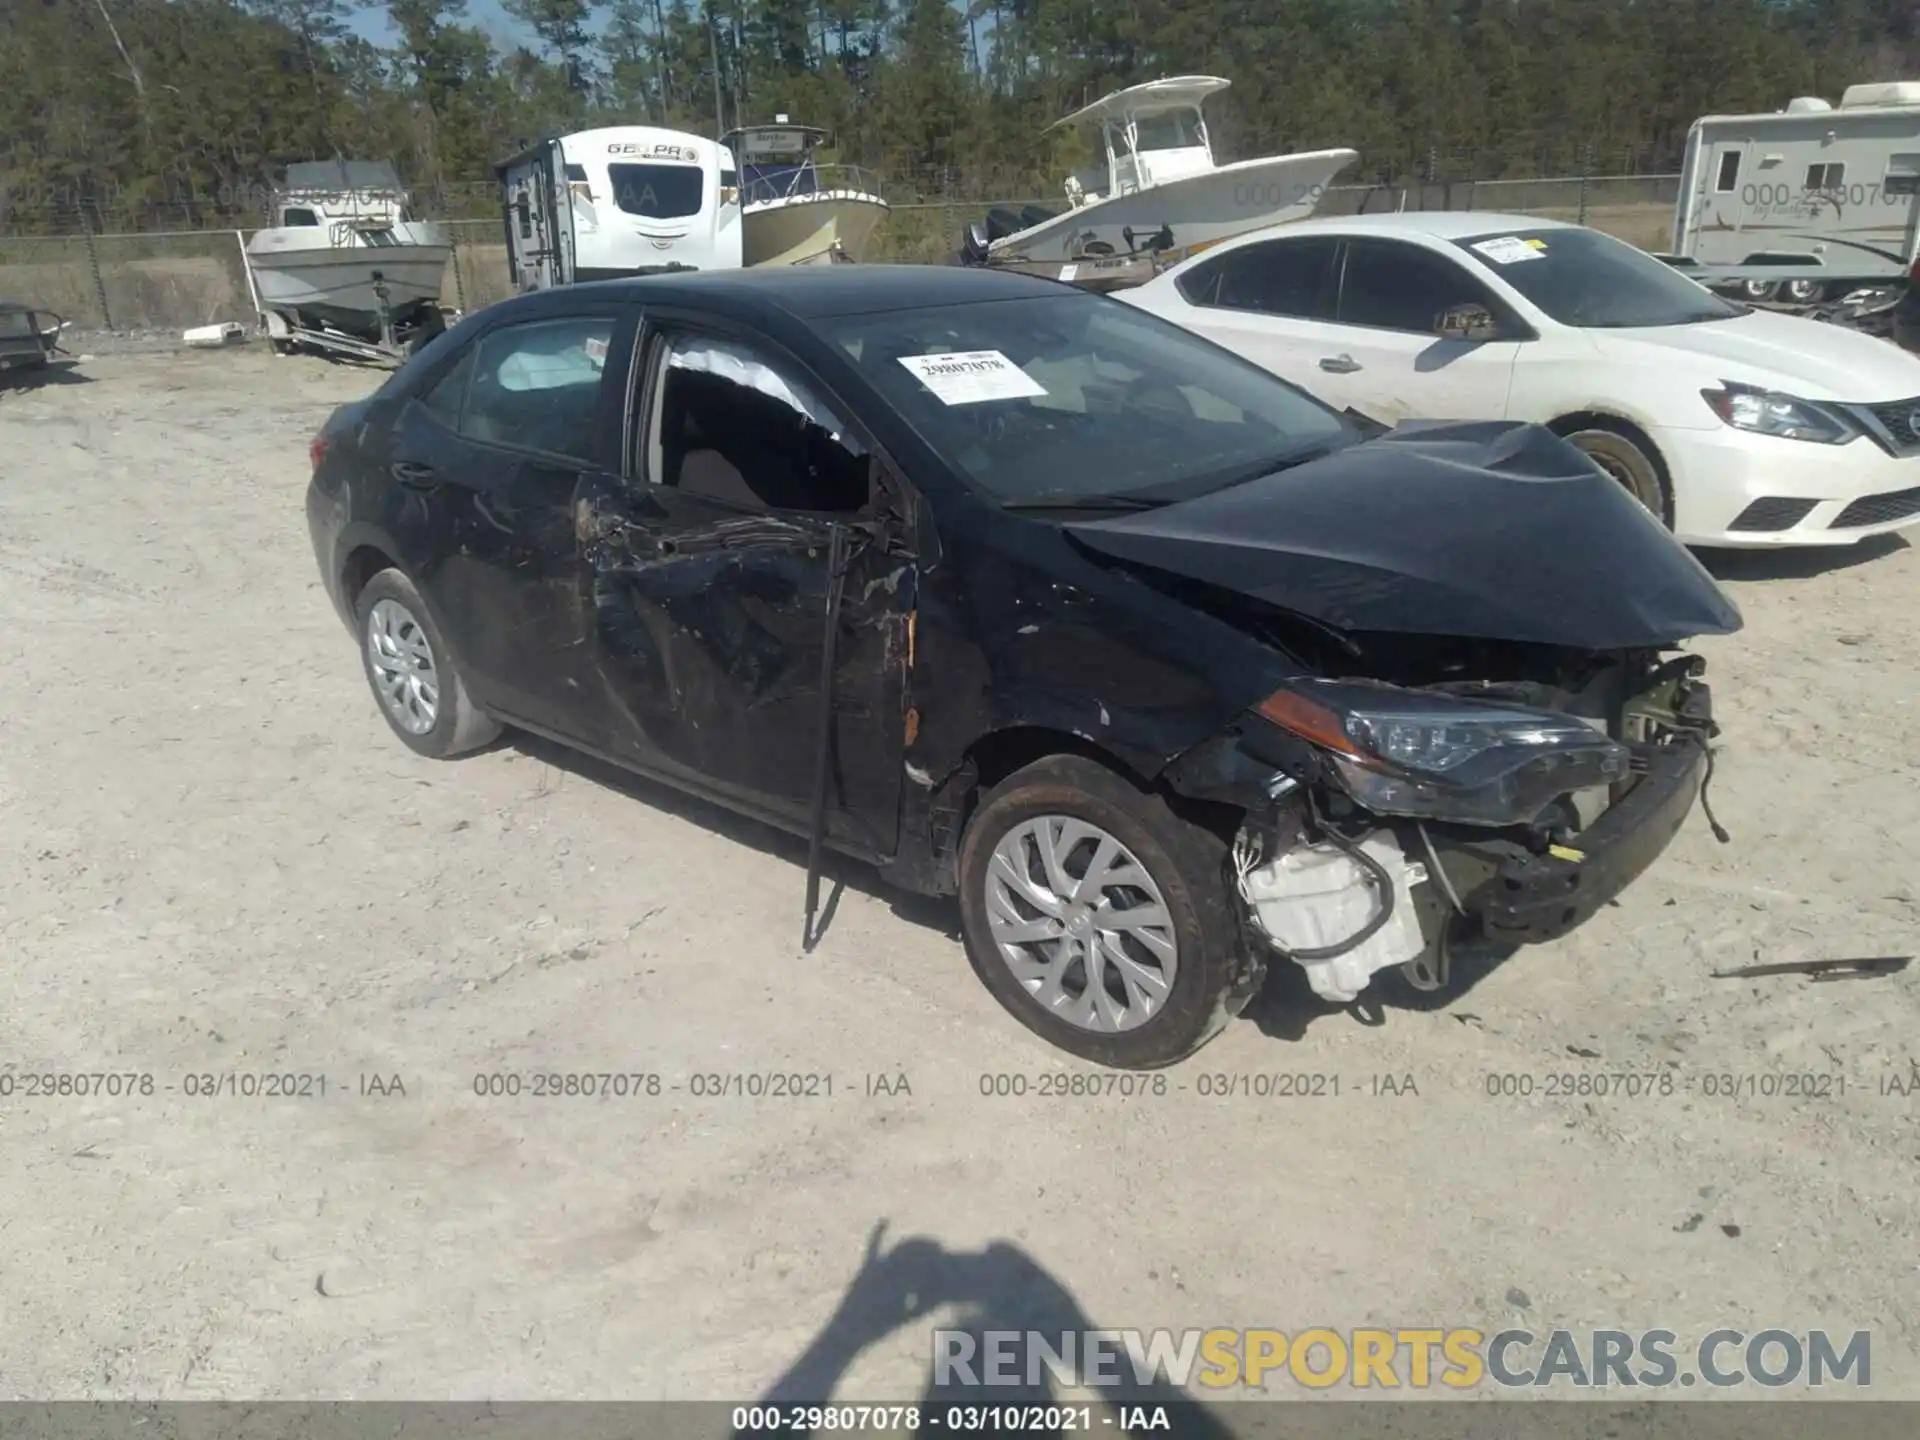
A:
1;347;1916;1405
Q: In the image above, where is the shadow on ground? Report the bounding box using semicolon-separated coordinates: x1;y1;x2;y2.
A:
734;1222;1239;1438
1699;531;1908;581
504;730;961;951
1243;927;1522;1043
0;361;94;392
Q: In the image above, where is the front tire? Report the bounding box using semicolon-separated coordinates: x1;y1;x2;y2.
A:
1562;423;1673;527
955;754;1263;1069
355;568;500;758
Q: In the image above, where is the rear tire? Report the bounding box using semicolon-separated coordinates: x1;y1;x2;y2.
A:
955;754;1263;1069
354;568;500;759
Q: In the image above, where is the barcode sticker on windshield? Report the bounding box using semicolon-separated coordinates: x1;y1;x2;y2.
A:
583;335;609;366
1470;235;1544;264
899;350;1048;405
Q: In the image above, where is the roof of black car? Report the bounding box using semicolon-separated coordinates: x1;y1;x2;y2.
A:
580;263;1075;319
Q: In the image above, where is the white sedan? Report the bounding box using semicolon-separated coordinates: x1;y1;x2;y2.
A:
1120;211;1920;546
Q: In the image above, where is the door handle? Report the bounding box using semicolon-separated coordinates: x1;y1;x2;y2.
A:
390;460;439;490
1318;354;1362;374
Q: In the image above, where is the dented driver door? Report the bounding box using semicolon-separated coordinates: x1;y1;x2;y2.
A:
575;470;912;863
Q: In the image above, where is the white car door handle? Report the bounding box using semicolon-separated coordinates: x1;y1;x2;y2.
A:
1319;354;1362;374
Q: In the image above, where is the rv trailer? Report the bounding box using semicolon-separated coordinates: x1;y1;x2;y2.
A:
497;127;744;291
1670;82;1920;306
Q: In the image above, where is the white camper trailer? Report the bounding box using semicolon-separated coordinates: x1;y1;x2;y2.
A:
497;126;744;291
1672;82;1920;301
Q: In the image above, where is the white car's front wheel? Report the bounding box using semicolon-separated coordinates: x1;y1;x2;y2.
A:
1562;425;1673;527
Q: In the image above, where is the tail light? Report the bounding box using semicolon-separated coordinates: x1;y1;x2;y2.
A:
310;432;331;472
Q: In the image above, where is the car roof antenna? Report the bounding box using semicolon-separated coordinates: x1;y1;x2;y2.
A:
802;522;853;952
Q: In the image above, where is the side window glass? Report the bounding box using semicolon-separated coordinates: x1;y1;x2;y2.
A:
1715;151;1741;192
1336;239;1502;334
649;333;869;514
460;316;616;462
1209;236;1341;319
1175;254;1225;306
417;345;476;428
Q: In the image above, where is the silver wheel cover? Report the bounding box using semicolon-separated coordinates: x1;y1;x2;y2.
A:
985;815;1179;1033
366;597;441;735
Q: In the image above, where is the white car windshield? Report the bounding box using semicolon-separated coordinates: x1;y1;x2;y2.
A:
822;294;1356;508
1454;227;1746;329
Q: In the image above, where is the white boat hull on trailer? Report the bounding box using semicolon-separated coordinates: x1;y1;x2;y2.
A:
988;147;1357;264
743;191;891;266
247;243;452;317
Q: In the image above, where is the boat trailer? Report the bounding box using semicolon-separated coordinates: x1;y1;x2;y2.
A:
257;276;452;366
1654;255;1905;332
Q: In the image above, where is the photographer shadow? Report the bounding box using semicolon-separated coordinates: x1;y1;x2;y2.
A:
738;1222;1238;1438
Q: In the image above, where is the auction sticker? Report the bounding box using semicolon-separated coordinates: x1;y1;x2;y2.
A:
1470;235;1545;264
899;350;1047;405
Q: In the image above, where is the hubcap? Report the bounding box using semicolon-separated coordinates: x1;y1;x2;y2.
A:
984;815;1179;1033
365;597;440;735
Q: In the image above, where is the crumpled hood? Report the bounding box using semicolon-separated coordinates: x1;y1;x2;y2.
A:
1596;307;1920;402
1066;420;1744;651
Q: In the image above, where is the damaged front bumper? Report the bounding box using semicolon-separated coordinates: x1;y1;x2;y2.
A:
1165;657;1720;1002
1455;739;1705;947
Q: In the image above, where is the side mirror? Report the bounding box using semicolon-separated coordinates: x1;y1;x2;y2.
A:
1435;303;1499;341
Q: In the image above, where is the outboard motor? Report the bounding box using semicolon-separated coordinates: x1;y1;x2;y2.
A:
959;221;991;267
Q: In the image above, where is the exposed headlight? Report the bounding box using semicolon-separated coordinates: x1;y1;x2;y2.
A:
1701;383;1856;444
1254;680;1631;828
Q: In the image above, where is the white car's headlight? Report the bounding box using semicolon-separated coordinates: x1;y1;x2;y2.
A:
1701;383;1856;444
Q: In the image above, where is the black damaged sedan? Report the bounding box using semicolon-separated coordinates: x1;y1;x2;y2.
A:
307;265;1741;1069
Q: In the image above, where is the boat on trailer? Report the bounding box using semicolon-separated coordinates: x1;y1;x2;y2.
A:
244;160;452;362
721;119;890;266
960;76;1356;270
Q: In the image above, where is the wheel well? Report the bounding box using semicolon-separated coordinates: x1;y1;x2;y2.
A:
965;726;1148;796
339;545;397;614
949;726;1242;845
1547;411;1675;523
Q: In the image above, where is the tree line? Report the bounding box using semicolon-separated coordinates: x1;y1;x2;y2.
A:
1;0;1916;229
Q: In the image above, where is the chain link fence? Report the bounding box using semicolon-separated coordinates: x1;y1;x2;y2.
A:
0;171;1682;334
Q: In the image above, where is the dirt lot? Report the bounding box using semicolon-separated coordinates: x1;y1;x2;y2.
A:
2;347;1918;1405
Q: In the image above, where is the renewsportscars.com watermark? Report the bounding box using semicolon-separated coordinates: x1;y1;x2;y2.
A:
933;1327;1872;1391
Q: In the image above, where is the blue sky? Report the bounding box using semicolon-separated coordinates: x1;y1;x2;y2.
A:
349;1;536;50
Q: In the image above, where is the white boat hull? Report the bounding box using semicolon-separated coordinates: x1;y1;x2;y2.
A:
246;243;451;318
742;192;890;266
987;148;1358;263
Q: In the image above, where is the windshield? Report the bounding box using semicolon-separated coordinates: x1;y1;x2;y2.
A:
607;162;705;220
821;293;1354;507
1132;108;1205;152
1453;226;1745;328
